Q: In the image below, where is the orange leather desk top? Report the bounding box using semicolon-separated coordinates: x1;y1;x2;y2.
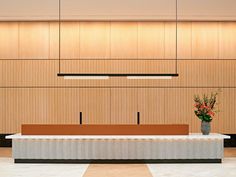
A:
21;124;189;135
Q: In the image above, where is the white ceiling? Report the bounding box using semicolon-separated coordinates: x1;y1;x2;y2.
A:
0;0;236;21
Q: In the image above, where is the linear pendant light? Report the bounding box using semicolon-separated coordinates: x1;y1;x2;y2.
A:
64;76;109;80
56;0;179;79
127;76;172;80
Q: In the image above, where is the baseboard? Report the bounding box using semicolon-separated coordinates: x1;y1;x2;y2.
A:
14;159;222;164
224;134;236;147
0;134;12;147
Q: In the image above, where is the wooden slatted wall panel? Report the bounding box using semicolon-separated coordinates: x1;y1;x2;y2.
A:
219;22;236;59
19;22;50;59
138;22;165;59
60;60;175;74
177;22;192;59
110;22;138;59
192;22;219;59
79;89;110;124
165;88;222;133
60;22;80;59
0;22;18;59
138;88;165;124
0;60;235;87
111;88;138;124
80;22;110;59
1;88;111;133
0;22;236;133
0;88;232;133
220;89;236;134
0;89;5;133
164;22;176;59
49;22;59;59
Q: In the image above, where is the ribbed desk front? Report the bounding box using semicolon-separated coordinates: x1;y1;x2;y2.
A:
7;133;230;163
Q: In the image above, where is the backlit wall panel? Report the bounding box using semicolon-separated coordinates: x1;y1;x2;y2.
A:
0;22;236;133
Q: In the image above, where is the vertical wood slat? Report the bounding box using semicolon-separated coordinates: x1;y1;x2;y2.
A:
19;22;50;59
79;88;110;124
138;22;165;59
219;22;236;59
111;88;138;124
110;22;138;59
80;22;110;59
49;22;59;59
1;88;111;133
60;22;80;59
0;22;236;134
0;89;5;133
1;88;229;133
138;88;165;124
164;22;176;59
1;22;236;60
0;89;235;133
60;60;176;74
192;22;219;59
0;22;18;59
220;89;236;134
1;60;235;87
165;88;222;133
177;22;192;59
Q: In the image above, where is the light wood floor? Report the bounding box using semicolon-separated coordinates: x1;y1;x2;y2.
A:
83;164;153;177
0;148;12;157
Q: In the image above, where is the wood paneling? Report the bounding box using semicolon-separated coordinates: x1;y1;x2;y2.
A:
1;88;110;133
176;60;236;87
110;22;138;59
78;89;110;124
46;89;80;124
111;89;138;124
165;88;193;127
0;88;234;133
138;22;164;59
0;21;235;60
0;60;114;87
192;22;219;59
61;22;80;59
4;89;67;133
165;88;221;133
19;22;49;59
80;22;110;59
165;88;199;132
0;89;5;133
165;22;176;59
177;22;192;59
0;22;236;134
1;60;236;87
138;88;165;124
49;22;59;59
0;60;58;86
61;60;175;74
0;22;18;59
220;89;236;134
219;22;236;59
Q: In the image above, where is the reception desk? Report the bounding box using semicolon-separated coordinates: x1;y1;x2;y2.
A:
7;133;230;163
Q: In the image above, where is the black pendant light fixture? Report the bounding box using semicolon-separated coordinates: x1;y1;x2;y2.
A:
57;0;179;79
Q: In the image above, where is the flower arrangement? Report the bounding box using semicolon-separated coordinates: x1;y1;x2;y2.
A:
193;92;219;122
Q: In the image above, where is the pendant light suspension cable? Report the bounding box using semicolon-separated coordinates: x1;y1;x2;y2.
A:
57;0;179;79
58;0;61;74
176;0;178;74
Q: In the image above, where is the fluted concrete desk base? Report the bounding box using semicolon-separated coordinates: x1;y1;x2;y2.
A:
7;133;230;163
